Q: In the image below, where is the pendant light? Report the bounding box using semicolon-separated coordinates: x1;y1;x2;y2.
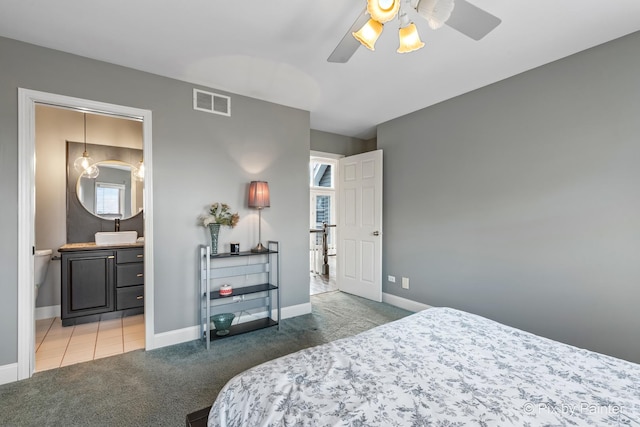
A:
133;159;145;182
73;113;99;178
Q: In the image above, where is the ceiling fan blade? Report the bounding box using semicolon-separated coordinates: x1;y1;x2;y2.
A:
327;7;369;63
445;0;501;41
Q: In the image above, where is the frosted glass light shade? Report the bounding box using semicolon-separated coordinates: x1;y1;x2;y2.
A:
414;0;455;29
367;0;400;23
397;23;425;53
352;18;384;51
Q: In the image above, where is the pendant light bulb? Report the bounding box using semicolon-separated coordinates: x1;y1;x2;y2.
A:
73;151;92;172
82;160;100;179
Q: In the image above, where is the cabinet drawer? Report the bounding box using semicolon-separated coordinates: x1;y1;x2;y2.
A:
117;285;144;310
116;263;144;287
116;248;144;264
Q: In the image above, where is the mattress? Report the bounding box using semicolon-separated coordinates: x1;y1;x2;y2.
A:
208;307;640;426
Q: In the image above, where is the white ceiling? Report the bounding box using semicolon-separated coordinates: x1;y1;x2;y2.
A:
2;1;640;139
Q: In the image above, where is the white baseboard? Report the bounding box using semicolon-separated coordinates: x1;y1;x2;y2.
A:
0;363;18;385
35;304;61;320
151;325;201;350
382;292;431;312
281;302;312;318
151;302;313;350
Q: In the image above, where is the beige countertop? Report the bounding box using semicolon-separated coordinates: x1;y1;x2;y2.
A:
58;242;144;252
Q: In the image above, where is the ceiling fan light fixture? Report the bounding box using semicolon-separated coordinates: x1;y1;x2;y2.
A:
397;22;425;53
352;18;384;50
367;0;400;23
413;0;455;30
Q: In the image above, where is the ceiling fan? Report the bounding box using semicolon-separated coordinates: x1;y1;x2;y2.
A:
328;0;501;63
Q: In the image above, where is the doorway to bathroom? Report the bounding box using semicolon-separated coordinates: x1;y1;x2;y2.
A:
33;105;146;372
17;89;154;381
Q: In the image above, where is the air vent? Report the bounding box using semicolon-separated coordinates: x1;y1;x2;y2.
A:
193;89;231;117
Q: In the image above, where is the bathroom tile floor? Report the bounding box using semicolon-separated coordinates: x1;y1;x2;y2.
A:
35;314;145;372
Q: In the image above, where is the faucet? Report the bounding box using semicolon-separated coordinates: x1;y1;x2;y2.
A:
114;218;120;232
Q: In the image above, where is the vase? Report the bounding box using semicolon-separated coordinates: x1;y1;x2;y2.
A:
208;223;221;254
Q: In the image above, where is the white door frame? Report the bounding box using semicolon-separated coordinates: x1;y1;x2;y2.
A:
17;88;155;380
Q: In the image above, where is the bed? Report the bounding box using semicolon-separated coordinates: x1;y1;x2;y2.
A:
207;307;640;426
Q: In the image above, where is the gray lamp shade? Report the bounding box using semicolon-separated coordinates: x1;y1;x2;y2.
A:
248;181;270;209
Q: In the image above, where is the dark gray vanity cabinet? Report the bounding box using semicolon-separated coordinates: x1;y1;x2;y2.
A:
115;248;144;310
60;245;144;326
61;250;115;325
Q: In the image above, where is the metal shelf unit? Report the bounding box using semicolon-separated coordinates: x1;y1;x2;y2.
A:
200;241;280;349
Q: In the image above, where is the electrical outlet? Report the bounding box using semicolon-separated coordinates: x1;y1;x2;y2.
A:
402;277;409;289
388;275;396;283
232;296;242;302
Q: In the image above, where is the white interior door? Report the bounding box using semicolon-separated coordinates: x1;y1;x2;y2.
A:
337;149;383;302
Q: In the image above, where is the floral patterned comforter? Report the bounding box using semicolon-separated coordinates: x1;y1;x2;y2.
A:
208;307;640;426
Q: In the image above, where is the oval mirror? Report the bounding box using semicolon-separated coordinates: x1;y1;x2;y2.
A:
76;160;143;220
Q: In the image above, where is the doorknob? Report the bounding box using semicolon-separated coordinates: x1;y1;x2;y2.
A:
373;231;380;236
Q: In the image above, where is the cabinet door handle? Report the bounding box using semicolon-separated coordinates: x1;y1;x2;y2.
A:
136;296;144;300
136;254;144;258
108;256;115;259
136;273;144;277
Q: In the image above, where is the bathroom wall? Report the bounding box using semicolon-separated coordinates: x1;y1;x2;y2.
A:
35;106;143;310
66;141;144;242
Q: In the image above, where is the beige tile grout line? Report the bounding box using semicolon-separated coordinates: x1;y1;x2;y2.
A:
35;317;55;353
66;321;98;363
59;324;76;369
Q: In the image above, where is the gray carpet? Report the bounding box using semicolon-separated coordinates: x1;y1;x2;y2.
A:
0;291;411;426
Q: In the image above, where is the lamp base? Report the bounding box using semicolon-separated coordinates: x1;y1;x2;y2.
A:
251;242;269;253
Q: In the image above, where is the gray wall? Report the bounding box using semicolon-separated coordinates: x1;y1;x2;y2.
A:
310;129;375;156
378;31;640;363
0;37;310;366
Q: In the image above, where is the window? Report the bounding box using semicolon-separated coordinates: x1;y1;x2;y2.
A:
95;182;125;218
310;161;334;189
309;157;338;252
